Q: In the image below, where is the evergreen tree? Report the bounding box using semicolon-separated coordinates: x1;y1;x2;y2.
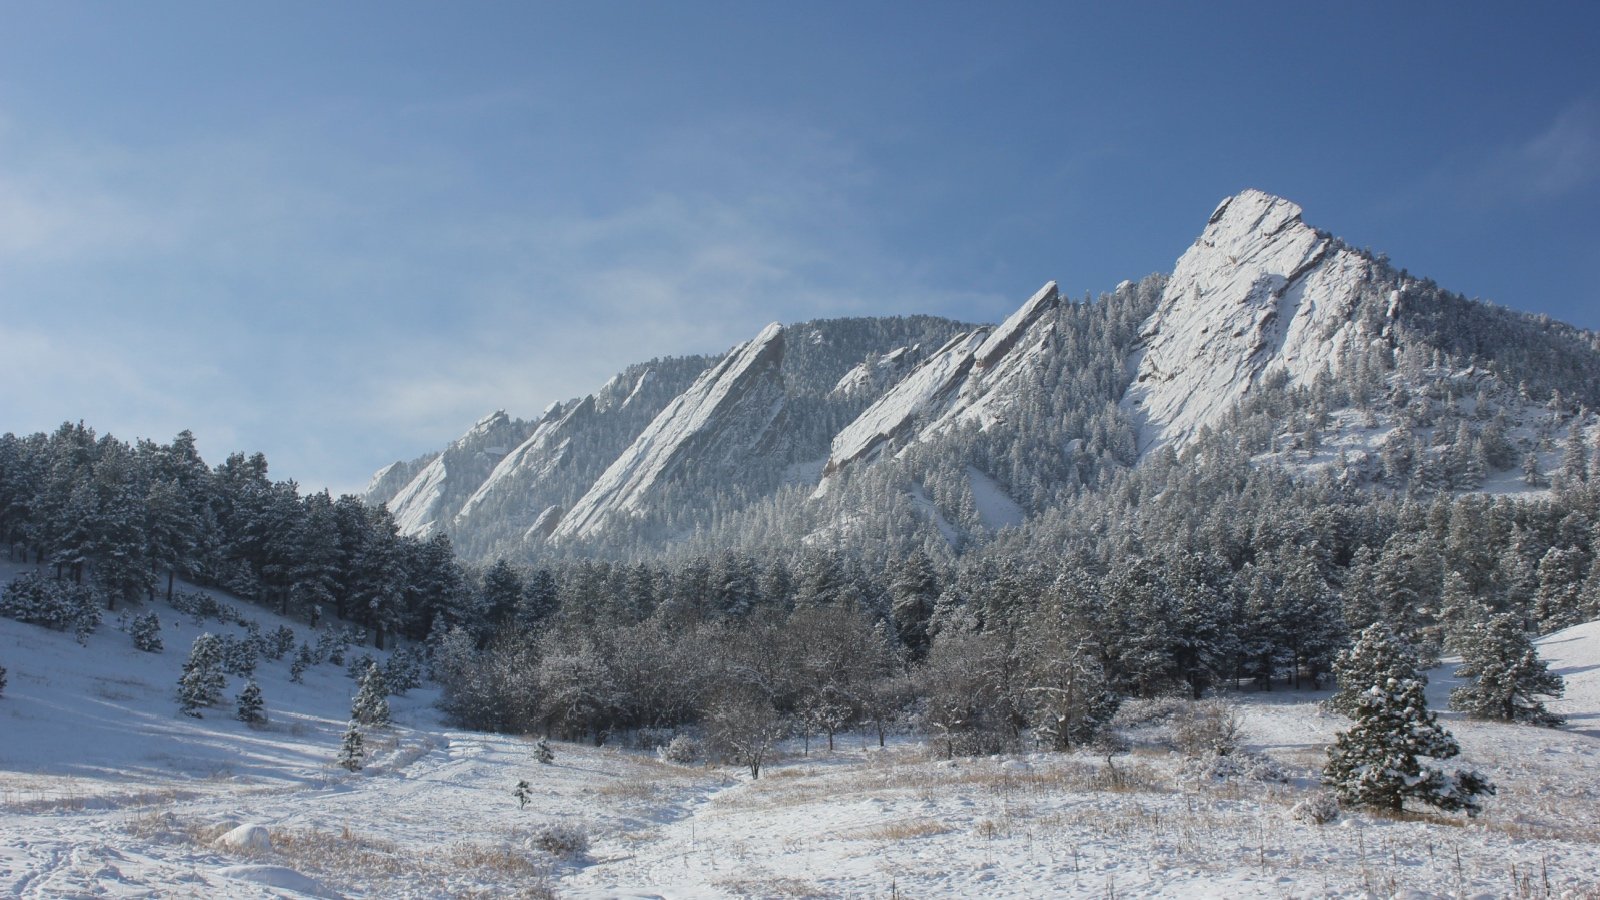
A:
1331;624;1421;716
535;738;555;764
337;720;365;771
177;633;225;717
290;642;314;684
236;679;267;725
1449;613;1566;726
129;610;164;653
351;662;392;727
889;550;939;660
513;779;533;808
1323;674;1494;815
0;661;7;697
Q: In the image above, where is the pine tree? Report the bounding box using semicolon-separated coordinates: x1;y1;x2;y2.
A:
236;680;267;725
1331;624;1422;716
513;779;533;809
129;610;163;653
351;662;391;727
0;661;7;697
290;642;314;684
1324;674;1494;815
535;738;555;764
1449;613;1566;726
337;720;365;771
177;633;226;717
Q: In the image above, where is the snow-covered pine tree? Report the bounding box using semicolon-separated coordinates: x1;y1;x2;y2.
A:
177;632;226;717
0;661;7;697
1449;613;1566;726
513;778;532;808
220;634;257;677
535;738;555;764
351;662;391;727
337;720;365;771
1323;674;1494;815
129;609;163;653
236;679;266;725
290;642;313;684
266;625;296;660
1331;624;1422;716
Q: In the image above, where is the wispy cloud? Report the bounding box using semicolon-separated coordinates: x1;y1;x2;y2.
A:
0;105;990;494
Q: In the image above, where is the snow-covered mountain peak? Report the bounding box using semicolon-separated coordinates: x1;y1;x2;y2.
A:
551;322;788;540
1122;190;1389;453
820;282;1061;482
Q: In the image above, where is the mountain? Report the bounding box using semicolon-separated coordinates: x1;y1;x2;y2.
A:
367;189;1600;564
1122;189;1390;454
551;323;788;540
820;280;1060;483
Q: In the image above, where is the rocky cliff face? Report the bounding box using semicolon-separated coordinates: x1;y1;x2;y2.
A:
551;323;788;540
1121;189;1394;453
821;281;1060;480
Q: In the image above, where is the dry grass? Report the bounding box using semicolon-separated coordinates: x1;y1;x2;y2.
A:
713;875;829;898
838;817;954;841
593;775;660;802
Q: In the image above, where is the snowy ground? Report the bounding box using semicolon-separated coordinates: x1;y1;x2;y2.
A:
3;572;1600;897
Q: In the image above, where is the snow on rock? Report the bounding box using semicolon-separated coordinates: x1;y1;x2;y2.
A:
213;823;272;852
380;410;533;538
454;399;586;529
821;282;1059;482
966;465;1024;530
1122;189;1393;454
525;504;564;541
829;345;918;399
217;864;341;898
554;323;787;540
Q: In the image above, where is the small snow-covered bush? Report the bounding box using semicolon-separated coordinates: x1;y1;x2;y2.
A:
1290;792;1341;825
531;822;588;858
0;661;7;697
130;610;164;653
1179;750;1289;785
658;734;701;765
534;738;555;764
1;572;102;639
1172;699;1246;758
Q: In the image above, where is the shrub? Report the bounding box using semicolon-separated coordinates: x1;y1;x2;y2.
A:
658;734;701;765
1290;792;1341;825
1171;698;1245;757
531;822;588;858
1178;750;1288;784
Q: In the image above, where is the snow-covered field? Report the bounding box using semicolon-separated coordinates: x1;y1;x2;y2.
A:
3;572;1599;898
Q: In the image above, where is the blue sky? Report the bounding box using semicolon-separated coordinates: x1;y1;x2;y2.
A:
2;2;1597;494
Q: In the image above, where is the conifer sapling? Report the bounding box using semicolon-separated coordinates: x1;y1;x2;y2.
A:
338;720;365;771
236;679;267;725
514;779;532;809
352;662;391;727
